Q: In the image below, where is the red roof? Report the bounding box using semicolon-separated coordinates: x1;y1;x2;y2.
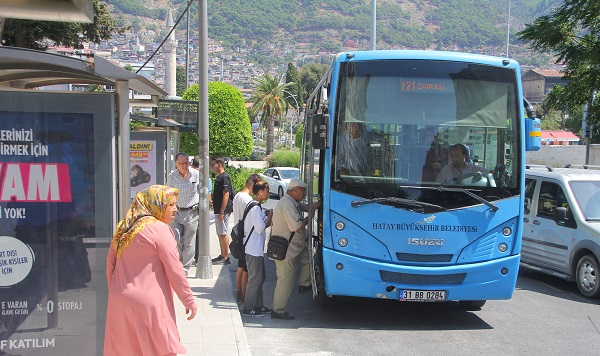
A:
541;130;580;141
533;69;564;78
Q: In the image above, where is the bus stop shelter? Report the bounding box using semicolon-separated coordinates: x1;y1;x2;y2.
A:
0;46;166;355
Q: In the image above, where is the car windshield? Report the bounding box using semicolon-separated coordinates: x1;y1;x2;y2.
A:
279;169;299;180
570;181;600;220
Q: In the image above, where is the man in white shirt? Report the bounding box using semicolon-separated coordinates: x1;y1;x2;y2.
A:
167;153;199;276
436;143;489;183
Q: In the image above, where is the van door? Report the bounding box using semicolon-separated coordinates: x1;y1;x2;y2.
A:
524;179;576;274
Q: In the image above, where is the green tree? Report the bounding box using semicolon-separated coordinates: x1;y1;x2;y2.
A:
299;63;328;98
182;82;253;158
249;74;293;155
285;62;304;110
1;0;126;49
518;0;600;142
176;65;187;97
295;124;304;149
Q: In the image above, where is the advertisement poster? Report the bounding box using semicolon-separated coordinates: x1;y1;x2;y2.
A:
130;140;157;198
0;94;113;355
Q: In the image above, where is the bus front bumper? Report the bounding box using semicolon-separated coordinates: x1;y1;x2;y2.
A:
322;248;520;301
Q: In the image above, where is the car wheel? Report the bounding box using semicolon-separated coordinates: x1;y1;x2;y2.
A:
458;300;486;310
576;254;600;298
278;186;284;199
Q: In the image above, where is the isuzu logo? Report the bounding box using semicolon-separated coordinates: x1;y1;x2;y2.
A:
408;238;444;246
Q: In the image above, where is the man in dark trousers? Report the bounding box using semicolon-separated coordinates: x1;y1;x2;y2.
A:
167;153;199;276
210;157;233;265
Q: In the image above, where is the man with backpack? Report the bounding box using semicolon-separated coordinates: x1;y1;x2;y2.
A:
231;174;260;303
210;157;234;265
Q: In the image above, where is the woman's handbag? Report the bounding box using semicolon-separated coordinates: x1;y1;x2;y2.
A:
266;232;295;261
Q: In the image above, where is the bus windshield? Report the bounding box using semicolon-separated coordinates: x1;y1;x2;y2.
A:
332;59;521;207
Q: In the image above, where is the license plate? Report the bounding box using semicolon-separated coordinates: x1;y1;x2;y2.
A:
399;289;446;302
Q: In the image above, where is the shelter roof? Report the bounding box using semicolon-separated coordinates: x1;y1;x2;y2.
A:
0;46;166;99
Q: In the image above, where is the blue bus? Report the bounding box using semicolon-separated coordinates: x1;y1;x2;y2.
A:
302;50;540;309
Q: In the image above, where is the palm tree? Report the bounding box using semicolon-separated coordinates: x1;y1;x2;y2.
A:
250;74;294;155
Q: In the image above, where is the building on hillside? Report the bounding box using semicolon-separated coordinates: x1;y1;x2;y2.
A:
522;69;569;105
541;130;580;146
46;46;93;59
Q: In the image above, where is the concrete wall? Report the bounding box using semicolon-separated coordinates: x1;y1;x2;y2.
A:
526;144;600;167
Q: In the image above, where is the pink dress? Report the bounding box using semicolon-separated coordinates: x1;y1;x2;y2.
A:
104;222;195;356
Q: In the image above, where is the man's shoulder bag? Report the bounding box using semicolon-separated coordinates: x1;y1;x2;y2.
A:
229;201;258;259
267;231;295;261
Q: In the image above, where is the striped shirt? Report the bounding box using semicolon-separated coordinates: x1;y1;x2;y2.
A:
167;167;199;208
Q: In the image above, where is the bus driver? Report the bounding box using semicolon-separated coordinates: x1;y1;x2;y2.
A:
436;143;488;183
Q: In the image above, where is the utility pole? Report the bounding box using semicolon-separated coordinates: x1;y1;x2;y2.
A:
185;0;190;89
370;0;376;50
195;0;212;279
505;0;511;57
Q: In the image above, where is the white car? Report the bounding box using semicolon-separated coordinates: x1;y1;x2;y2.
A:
522;165;600;299
260;167;300;199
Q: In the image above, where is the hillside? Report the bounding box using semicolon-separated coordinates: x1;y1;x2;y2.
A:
108;0;562;67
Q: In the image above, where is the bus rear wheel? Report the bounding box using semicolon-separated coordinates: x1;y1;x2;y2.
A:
458;300;486;310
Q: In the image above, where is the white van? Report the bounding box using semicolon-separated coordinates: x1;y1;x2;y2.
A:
522;165;600;299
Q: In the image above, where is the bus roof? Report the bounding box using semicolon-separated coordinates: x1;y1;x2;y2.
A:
334;50;520;69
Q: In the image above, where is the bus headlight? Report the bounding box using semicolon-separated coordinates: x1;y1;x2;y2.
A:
498;243;508;253
338;238;348;247
502;227;511;236
335;221;345;231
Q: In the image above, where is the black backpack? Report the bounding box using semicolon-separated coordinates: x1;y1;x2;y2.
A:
229;201;259;259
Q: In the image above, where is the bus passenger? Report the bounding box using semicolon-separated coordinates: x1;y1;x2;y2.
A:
270;179;318;320
232;173;261;304
242;177;273;316
422;127;444;181
335;121;371;176
436;143;488;183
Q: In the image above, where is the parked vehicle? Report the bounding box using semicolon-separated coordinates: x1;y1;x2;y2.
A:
522;165;600;298
260;167;300;198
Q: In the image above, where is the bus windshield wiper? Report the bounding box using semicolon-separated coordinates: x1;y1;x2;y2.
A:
436;186;499;212
351;197;447;212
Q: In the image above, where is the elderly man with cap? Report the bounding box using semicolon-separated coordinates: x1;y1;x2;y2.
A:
270;178;318;320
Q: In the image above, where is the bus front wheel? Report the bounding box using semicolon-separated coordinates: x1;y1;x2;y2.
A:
315;286;336;307
458;300;486;310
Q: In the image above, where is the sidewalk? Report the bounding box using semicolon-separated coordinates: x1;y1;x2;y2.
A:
175;217;250;356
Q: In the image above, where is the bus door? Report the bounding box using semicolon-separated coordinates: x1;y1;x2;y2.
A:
304;82;330;299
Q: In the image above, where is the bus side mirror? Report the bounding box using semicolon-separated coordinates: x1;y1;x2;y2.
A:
525;118;541;151
312;113;330;149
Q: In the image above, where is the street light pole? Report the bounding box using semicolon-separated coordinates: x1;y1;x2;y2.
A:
195;0;212;279
282;89;300;150
185;0;190;89
505;0;511;57
370;0;376;50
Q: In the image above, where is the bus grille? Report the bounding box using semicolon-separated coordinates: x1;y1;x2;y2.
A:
379;270;466;285
395;252;453;263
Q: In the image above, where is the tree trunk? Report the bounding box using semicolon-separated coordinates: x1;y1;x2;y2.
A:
266;115;275;155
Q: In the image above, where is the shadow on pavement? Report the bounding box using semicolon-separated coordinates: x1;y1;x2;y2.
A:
516;266;600;305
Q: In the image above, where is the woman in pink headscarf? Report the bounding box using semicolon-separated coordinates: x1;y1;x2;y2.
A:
104;185;197;356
